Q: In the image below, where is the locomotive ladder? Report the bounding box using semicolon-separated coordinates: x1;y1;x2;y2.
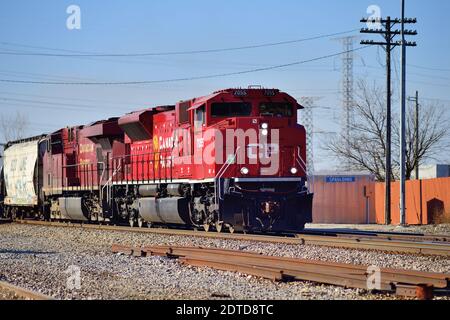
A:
101;161;123;208
297;146;313;194
215;147;242;203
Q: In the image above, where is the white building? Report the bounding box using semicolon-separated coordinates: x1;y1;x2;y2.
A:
414;164;450;180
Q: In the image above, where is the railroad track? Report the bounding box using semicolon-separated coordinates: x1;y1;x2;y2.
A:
302;229;450;243
0;219;12;224
0;281;53;300
10;219;450;256
112;244;450;300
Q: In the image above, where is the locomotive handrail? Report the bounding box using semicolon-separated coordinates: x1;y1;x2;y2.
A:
110;150;174;184
61;161;105;191
60;149;182;193
296;147;307;176
101;162;122;205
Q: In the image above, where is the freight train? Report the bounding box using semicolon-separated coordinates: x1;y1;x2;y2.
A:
0;88;313;233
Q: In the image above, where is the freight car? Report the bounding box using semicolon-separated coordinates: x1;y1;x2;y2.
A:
0;88;313;233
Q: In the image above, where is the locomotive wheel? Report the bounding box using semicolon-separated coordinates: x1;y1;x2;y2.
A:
203;224;210;232
137;217;144;228
215;222;223;233
11;208;17;221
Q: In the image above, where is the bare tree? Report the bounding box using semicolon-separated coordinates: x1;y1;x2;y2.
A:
327;80;449;181
0;111;30;143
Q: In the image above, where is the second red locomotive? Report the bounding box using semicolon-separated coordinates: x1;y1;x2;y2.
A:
1;88;313;233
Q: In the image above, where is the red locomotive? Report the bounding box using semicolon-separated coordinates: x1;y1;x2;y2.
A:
1;88;313;232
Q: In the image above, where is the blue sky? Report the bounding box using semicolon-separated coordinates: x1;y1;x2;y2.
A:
0;0;449;169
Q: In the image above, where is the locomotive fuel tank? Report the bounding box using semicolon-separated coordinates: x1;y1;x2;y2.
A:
138;185;159;197
138;197;190;225
58;197;89;221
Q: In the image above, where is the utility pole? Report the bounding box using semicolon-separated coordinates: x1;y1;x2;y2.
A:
400;0;417;226
360;16;396;225
360;13;416;225
408;90;420;180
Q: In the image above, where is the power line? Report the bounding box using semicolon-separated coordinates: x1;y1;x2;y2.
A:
0;97;131;111
0;43;200;68
354;72;450;89
0;91;145;107
406;72;450;82
0;100;137;115
420;97;450;103
357;64;450;81
0;43;345;71
0;29;359;57
408;64;450;72
0;68;112;82
0;67;187;91
0;46;369;86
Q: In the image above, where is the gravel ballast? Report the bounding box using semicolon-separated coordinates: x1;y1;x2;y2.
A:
0;223;449;300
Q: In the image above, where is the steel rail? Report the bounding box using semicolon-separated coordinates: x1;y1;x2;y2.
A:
335;232;450;243
12;220;450;256
112;245;449;299
302;229;450;243
0;281;54;300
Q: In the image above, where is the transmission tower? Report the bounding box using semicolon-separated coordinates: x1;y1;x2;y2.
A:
299;97;319;177
334;36;358;152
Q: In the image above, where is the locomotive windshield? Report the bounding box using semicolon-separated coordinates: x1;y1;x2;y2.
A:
211;102;252;118
259;102;293;117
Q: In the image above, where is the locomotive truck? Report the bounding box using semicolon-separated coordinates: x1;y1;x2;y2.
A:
0;88;313;233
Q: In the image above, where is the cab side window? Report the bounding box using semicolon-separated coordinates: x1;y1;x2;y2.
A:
177;101;190;124
194;104;206;129
68;128;74;142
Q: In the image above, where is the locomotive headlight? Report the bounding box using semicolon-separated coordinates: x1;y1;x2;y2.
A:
290;167;298;175
261;129;269;136
261;123;269;130
240;167;249;175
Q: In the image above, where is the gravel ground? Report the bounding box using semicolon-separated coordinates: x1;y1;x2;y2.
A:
0;223;449;300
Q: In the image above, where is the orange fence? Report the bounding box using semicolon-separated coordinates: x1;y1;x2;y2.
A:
375;177;450;225
313;175;376;224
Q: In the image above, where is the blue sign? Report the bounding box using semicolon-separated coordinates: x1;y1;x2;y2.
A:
326;176;356;183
